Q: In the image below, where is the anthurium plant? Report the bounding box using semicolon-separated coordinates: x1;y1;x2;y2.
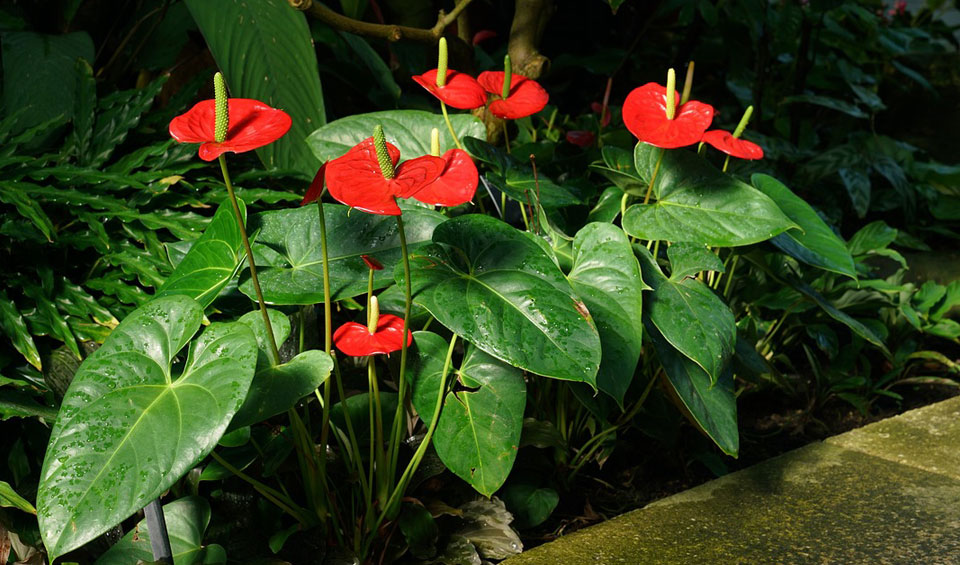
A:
15;3;957;564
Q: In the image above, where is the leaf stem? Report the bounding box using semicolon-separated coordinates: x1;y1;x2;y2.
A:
642;148;665;205
386;216;413;496
366;333;458;553
218;155;281;366
210;450;310;525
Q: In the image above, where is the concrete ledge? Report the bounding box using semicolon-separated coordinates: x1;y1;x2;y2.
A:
505;397;960;565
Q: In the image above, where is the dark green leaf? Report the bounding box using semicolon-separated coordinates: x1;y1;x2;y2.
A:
791;279;888;353
623;143;796;246
647;322;738;456
0;389;57;421
37;295;259;559
339;32;400;101
0;291;42;370
308;110;483;163
403;215;601;384
410;333;526;496
0;479;36;514
838;167;871;218
88;75;167;166
638;246;735;385
398;503;439;560
0;182;55;242
230;348;331;430
156;198;246;309
587;186;626;223
782;94;868;118
589;146;646;196
242;203;445;304
567;223;647;406
0;31;94;132
667;242;725;281
847;220;897;256
186;0;325;175
501;481;558;529
94;497;214;565
752;174;856;279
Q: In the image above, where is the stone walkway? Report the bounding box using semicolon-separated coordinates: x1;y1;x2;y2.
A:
504;396;960;565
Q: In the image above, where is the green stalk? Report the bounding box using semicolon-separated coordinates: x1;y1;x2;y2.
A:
642;149;665;205
367;334;458;552
219;155;280;366
440;101;463;150
386;216;413;492
210;451;311;525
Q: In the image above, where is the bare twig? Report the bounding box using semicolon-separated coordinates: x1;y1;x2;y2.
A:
290;0;473;43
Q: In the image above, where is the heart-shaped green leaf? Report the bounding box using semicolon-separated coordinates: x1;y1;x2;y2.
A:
402;215;601;384
185;0;325;176
230;350;331;430
37;295;258;559
567;223;648;406
155;198;246;309
667;242;725;281
94;496;222;565
241;203;446;304
589;146;646;196
410;332;526;496
501;479;559;529
751;174;857;279
307;110;485;162
647;321;738;456
637;246;735;385
623;143;797;246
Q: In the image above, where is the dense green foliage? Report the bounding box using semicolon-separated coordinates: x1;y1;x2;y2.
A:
1;0;958;563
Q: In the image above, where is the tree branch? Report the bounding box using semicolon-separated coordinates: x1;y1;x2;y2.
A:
289;0;473;43
508;0;553;79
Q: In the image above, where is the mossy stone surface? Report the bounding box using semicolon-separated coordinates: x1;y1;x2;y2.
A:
826;395;960;480
505;414;960;565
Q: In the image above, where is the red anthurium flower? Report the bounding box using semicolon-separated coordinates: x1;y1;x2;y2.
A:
472;29;497;45
410;149;478;207
325;137;445;216
300;162;327;206
701;130;764;160
622;83;714;149
333;314;412;356
477;71;549;120
169;99;292;161
412;69;487;110
565;130;596;148
361;255;384;271
591;102;612;127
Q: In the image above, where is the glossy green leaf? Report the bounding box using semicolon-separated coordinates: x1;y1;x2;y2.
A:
95;496;216;565
155;198;246;309
241;203;445;304
236;309;291;371
330;392;398;446
403;215;601;384
1;479;36;514
838;167;871;218
623;143;796;246
463;137;583;208
0;290;42;370
230;349;331;430
0;181;55;241
637;246;735;385
589;146;645;196
791;279;888;353
410;333;526;496
752;174;857;279
587;186;626;223
339;32;400;101
501;480;559;529
308;110;484;162
37;295;258;560
186;0;325;175
782;94;868;118
647;322;738;456
88;75;167;167
398;502;439;560
0;389;58;421
667;242;725;281
567;223;647;406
